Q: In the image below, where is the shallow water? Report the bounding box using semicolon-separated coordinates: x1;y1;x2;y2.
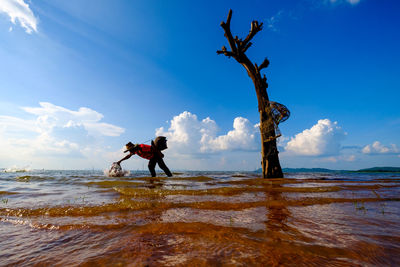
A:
0;170;399;266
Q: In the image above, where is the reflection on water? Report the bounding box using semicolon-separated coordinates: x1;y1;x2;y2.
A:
0;170;399;266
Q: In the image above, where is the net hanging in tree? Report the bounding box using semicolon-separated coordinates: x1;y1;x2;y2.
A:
262;101;290;142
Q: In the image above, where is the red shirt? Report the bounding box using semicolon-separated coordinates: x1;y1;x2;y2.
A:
134;144;154;160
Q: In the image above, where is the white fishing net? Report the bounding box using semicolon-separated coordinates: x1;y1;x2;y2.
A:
104;162;130;177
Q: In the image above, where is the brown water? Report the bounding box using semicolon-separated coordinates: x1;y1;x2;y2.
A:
0;170;399;266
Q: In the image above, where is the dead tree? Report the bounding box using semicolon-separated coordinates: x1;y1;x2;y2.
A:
217;9;285;178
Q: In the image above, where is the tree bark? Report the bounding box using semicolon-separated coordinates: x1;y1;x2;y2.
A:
217;9;283;178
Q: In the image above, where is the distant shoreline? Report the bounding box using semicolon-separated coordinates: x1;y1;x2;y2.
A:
250;167;400;173
278;167;400;173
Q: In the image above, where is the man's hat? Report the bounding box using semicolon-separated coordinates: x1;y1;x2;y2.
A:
124;142;135;153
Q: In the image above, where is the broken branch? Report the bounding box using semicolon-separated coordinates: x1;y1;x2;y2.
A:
220;9;238;54
258;58;270;71
242;20;263;49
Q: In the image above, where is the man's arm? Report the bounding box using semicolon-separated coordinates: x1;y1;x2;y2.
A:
117;153;133;164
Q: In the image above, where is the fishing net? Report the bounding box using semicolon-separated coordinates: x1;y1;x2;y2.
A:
105;162;130;177
262;101;290;142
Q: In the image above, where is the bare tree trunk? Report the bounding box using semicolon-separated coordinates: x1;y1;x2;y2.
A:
255;73;283;178
217;10;283;178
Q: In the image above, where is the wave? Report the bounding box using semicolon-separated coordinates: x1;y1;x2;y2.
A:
103;168;130;177
2;165;32;173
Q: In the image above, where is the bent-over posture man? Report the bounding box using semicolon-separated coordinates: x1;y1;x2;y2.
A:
117;136;172;177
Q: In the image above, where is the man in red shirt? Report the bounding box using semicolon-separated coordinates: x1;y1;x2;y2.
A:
117;136;172;177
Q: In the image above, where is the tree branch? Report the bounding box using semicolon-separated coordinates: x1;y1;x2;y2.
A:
220;9;238;54
258;57;270;71
216;45;235;58
242;41;252;53
218;9;264;57
262;74;268;88
242;20;263;50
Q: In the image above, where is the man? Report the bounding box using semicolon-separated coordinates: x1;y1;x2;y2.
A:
116;136;172;177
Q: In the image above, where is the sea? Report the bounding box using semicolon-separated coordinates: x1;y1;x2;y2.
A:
0;168;399;266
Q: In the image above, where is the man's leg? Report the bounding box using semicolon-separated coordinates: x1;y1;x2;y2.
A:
148;158;157;177
157;158;172;177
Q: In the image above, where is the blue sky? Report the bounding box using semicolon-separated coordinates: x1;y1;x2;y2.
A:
0;0;399;170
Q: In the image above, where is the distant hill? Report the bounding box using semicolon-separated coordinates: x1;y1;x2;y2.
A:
282;168;343;173
255;168;341;173
356;167;400;173
255;167;400;173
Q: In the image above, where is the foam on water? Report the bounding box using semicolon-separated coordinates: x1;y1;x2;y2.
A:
1;165;32;173
104;162;130;177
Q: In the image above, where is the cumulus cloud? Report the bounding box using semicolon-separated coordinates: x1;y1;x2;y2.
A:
0;0;38;34
155;111;260;155
284;119;346;156
21;102;124;136
362;141;400;155
0;102;124;167
205;117;260;152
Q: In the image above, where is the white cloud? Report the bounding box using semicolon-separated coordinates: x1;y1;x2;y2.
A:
21;102;124;136
205;117;260;152
328;0;362;6
0;115;36;133
155;111;260;155
156;111;216;154
0;102;124;168
347;0;361;4
316;154;356;163
267;10;283;32
362;141;400;155
284;119;346;156
0;0;38;33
